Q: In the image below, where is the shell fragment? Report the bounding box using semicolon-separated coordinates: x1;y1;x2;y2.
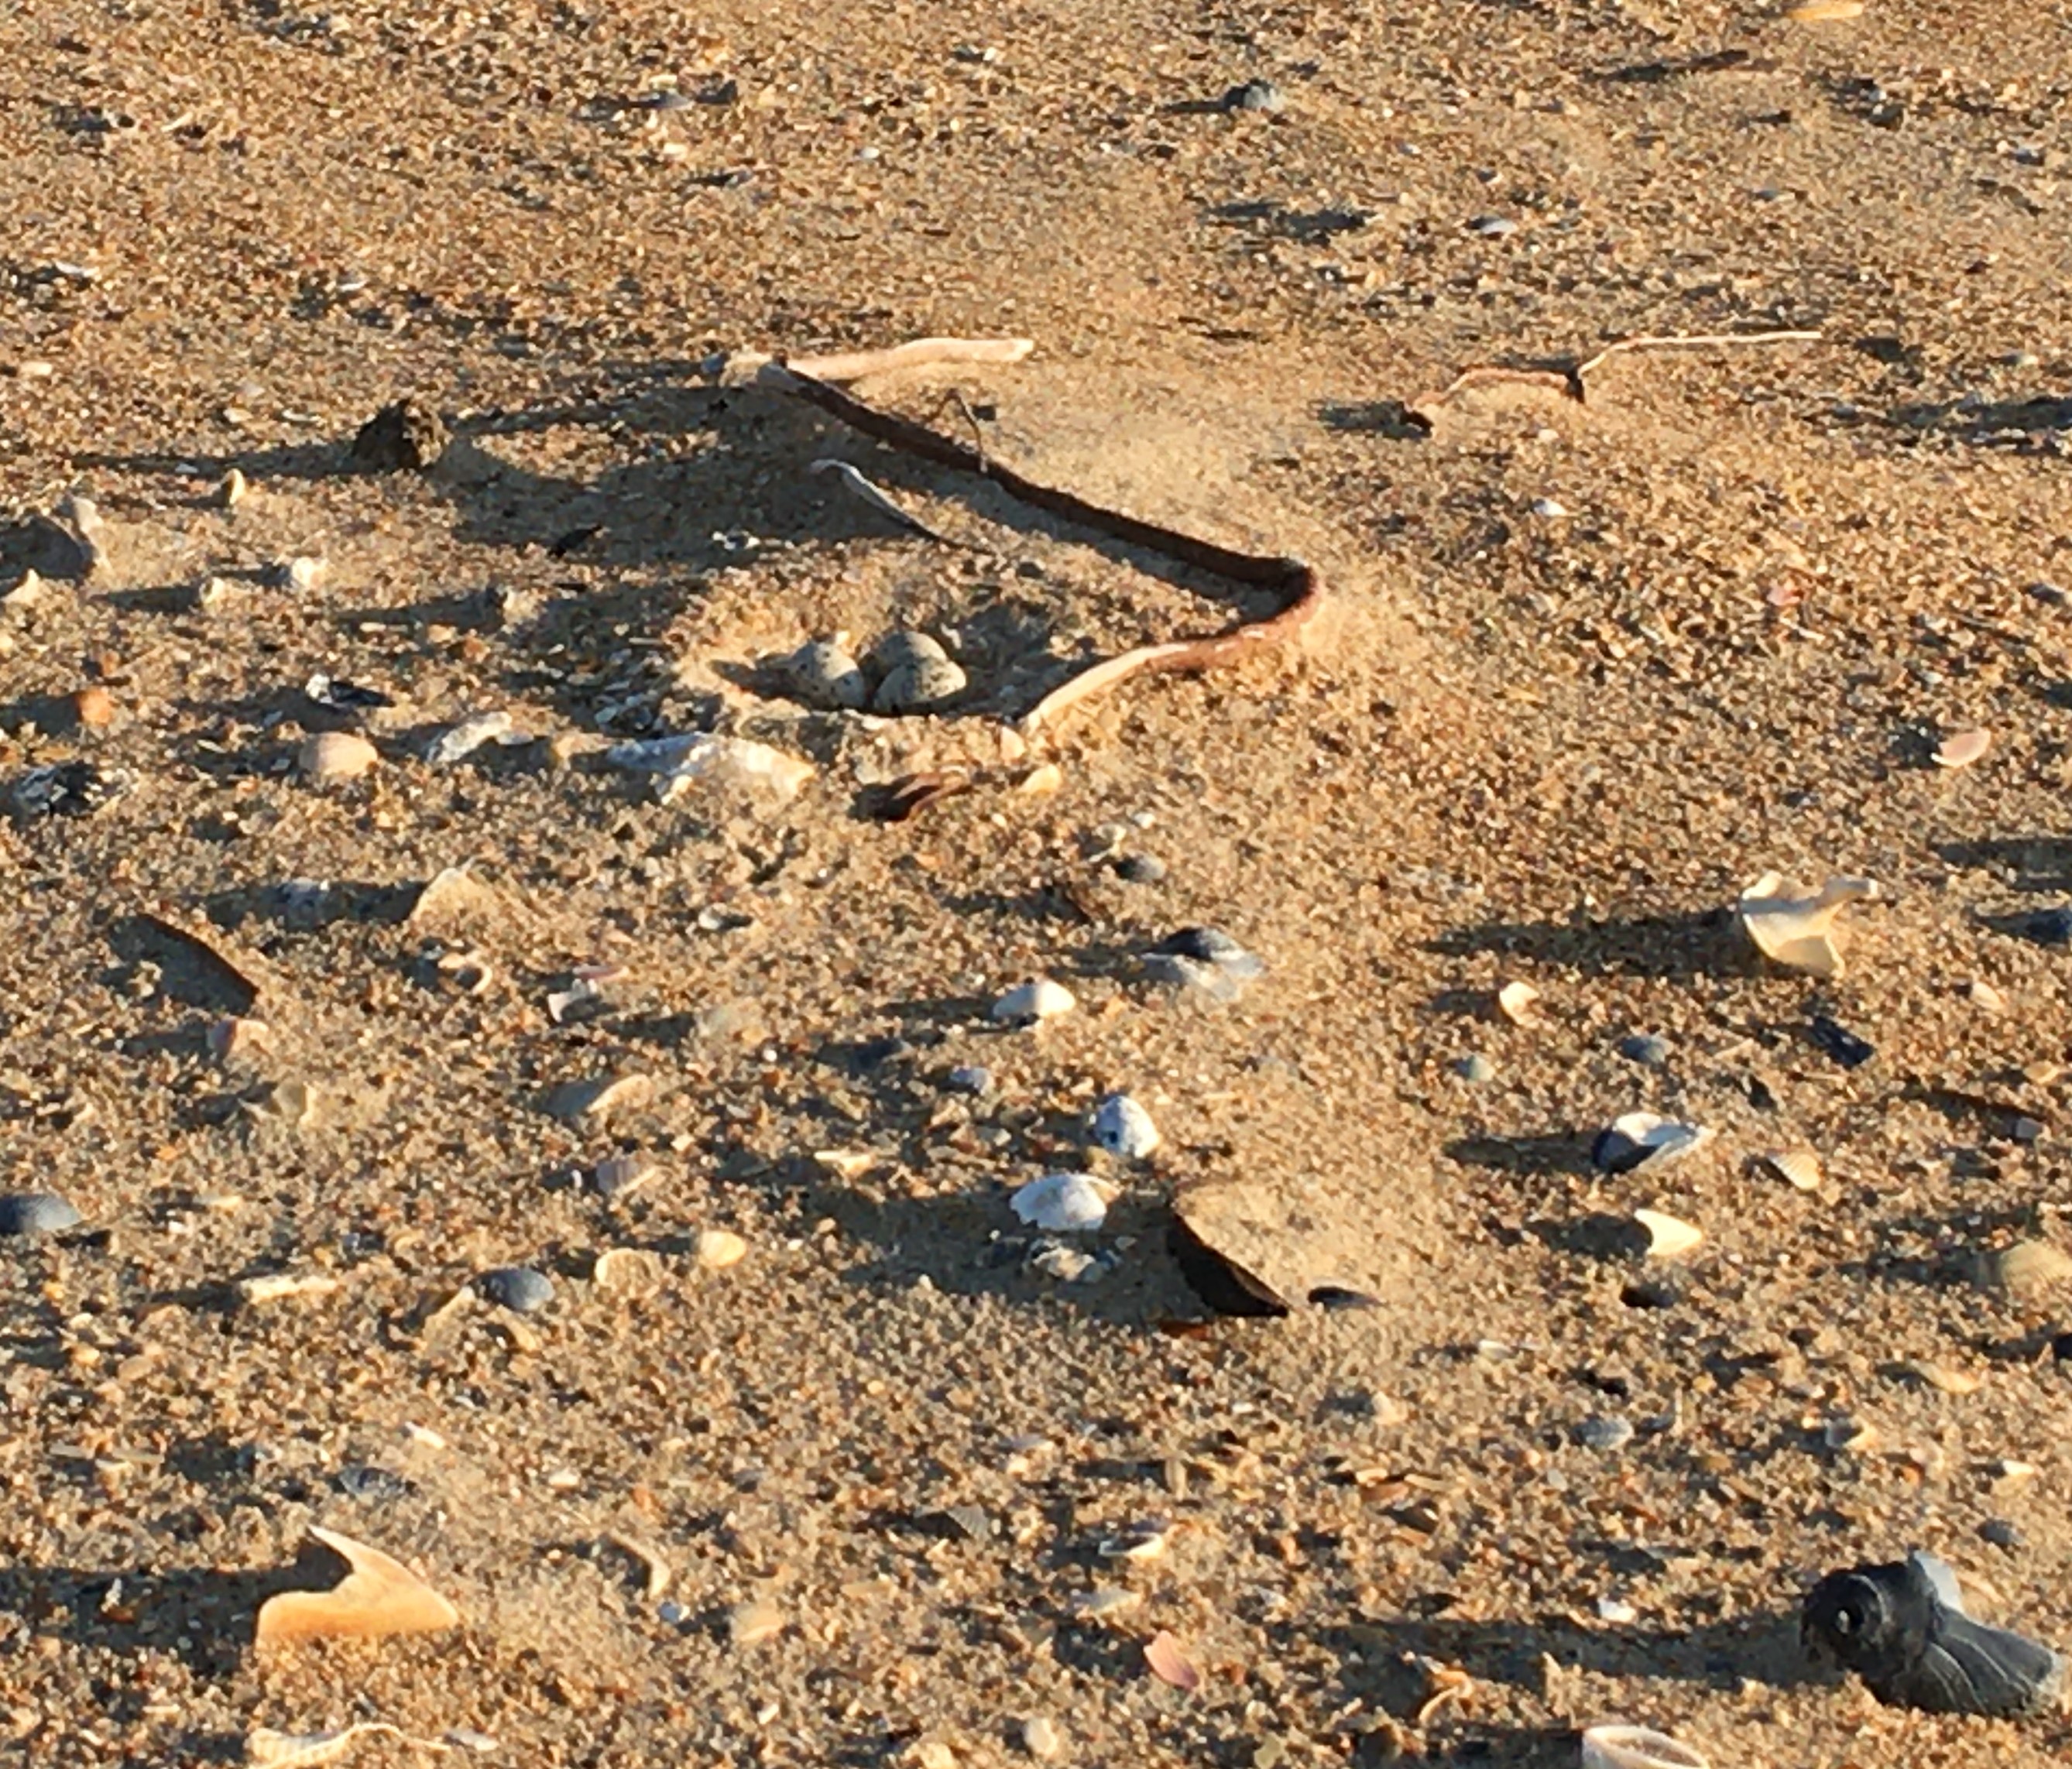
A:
1738;872;1877;979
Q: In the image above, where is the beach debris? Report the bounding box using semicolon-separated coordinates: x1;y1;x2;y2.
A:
694;1229;748;1270
476;1266;553;1314
9;759;133;819
1633;1208;1703;1261
607;731;813;804
1143;1630;1201;1692
1143;927;1265;1001
1782;0;1864;19
280;555;325;591
1456;1053;1496;1083
255;1526;460;1644
1029;1242;1099;1281
1823;1415;1877;1453
1580;1726;1710;1769
1760;1147;1823;1192
1806;1014;1875;1070
1098;1520;1172;1562
1527;494;1566;516
1012;1173;1117;1233
1592;1112;1713;1175
1619;1033;1670;1067
304;673;393;713
1496;981;1540;1023
245;1723;453;1767
543;1071;652;1122
2;567;45;611
992;978;1075;1024
29;493;108;579
218;467;249;509
1072;1587;1142;1620
1168;1180;1380;1318
1575;1415;1636;1453
351;396;448;471
784;638;869;710
1933;729;1991;770
238;1273;342;1307
1091;1092;1161;1159
602;1531;672;1600
1988;1239;2072;1295
424;711;516;766
1802;1550;2065;1716
1737;872;1876;978
592;1247;666;1294
1221;77;1285;113
0;1191;82;1236
810;457;948;542
300;731;379;784
591;1153;653;1201
729;1598;785;1646
1020;1716;1063;1760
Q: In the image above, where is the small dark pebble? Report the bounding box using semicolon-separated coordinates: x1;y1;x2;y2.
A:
1574;1414;1635;1452
350;396;448;471
2019;907;2072;947
477;1265;554;1313
1151;926;1261;975
1981;1518;2026;1549
945;1064;993;1096
1808;1015;1876;1069
0;1191;82;1236
1620;1277;1682;1310
1113;852;1167;885
1306;1285;1383;1311
1619;1033;1671;1066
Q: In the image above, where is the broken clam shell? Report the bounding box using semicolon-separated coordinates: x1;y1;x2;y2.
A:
1737;872;1877;979
1633;1208;1704;1261
1011;1173;1116;1233
1593;1112;1713;1175
1933;728;1991;770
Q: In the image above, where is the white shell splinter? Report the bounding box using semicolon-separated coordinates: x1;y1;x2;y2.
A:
1738;872;1878;979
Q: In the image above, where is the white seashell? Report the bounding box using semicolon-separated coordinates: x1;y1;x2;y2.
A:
1633;1208;1703;1261
1091;1092;1161;1159
424;709;516;765
299;730;379;783
1528;496;1568;518
991;978;1075;1023
694;1229;748;1270
1737;871;1877;978
283;555;325;591
1011;1173;1116;1233
1761;1147;1822;1192
1964;978;2007;1013
1595;1112;1713;1174
606;732;813;804
1495;979;1540;1023
1580;1725;1709;1769
1933;728;1991;770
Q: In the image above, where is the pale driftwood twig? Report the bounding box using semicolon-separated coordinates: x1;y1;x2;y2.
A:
1412;327;1823;418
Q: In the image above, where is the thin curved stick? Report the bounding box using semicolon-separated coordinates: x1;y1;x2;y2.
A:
1412;327;1823;417
766;365;1322;741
